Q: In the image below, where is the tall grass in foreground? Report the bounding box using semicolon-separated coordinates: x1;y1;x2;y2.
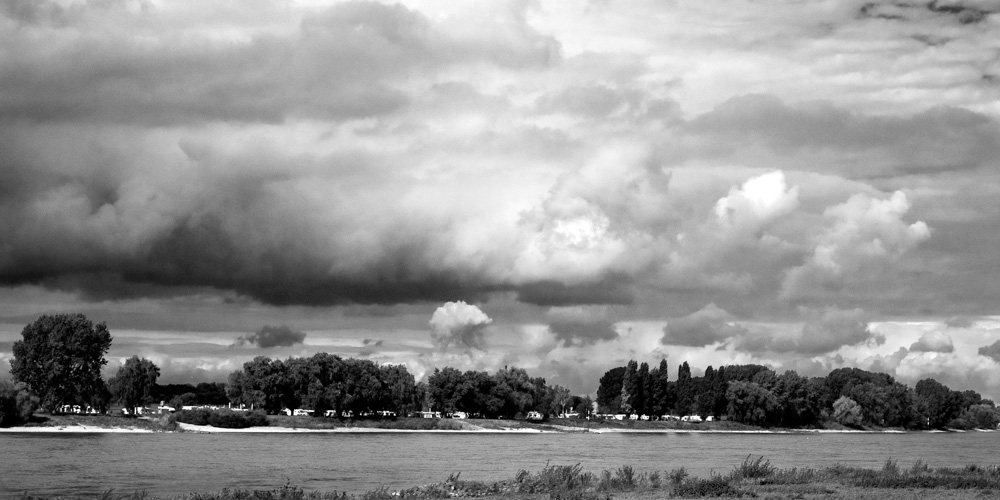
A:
21;457;1000;499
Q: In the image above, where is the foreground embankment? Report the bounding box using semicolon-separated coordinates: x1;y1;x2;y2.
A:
15;457;1000;499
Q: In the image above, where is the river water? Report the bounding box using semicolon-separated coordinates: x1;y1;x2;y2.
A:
2;431;998;497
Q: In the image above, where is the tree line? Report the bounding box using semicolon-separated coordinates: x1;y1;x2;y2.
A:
2;313;585;424
4;313;998;430
597;359;1000;429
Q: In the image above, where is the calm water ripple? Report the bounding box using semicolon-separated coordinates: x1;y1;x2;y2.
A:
2;431;998;497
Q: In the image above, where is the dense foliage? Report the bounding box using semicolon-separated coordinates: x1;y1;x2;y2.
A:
225;353;420;416
10;313;113;412
425;366;573;418
597;359;999;429
0;380;39;427
171;408;268;428
157;382;230;409
108;356;161;412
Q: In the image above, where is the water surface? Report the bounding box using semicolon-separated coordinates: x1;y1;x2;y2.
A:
2;431;997;497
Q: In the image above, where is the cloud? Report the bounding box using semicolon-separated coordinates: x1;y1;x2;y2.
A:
429;301;493;351
0;0;559;125
661;304;746;347
359;338;384;357
735;307;879;355
232;325;306;349
687;95;1000;178
780;191;931;304
909;330;955;353
945;316;977;328
979;340;1000;362
714;171;799;230
545;305;619;346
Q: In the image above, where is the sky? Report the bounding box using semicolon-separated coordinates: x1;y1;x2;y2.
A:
1;0;999;400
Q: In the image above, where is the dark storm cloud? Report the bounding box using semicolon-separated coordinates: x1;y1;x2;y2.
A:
516;276;635;306
734;308;881;356
686;95;1000;178
547;317;618;346
978;340;1000;363
359;338;384;357
945;316;976;328
232;324;306;348
0;1;559;125
661;304;746;347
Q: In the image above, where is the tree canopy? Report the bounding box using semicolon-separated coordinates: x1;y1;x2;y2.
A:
10;313;113;412
109;356;161;412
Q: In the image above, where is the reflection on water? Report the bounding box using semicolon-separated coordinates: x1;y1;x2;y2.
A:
2;431;998;497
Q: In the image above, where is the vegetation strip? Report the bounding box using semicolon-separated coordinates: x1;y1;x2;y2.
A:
15;457;1000;499
4;313;999;433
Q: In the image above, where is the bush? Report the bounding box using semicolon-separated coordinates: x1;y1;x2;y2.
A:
733;455;774;480
172;409;268;429
673;475;750;497
0;380;38;427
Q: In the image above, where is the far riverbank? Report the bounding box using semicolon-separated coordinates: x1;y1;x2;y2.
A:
3;413;996;433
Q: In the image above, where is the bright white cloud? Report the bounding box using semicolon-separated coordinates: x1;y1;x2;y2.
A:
429;301;493;350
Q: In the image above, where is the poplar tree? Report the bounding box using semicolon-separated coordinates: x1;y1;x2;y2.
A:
637;361;650;416
675;361;693;416
620;359;638;415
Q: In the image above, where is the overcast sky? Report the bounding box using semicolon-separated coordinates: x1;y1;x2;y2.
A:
1;0;999;399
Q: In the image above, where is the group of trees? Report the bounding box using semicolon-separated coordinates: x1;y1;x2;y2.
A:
226;354;420;416
3;314;165;423
425;366;590;419
5;313;1000;431
597;360;1000;430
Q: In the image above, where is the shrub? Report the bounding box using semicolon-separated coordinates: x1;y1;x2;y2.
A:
614;465;636;489
881;458;899;477
733;455;775;480
668;467;689;485
909;459;929;475
0;380;38;427
673;474;750;497
172;409;268;429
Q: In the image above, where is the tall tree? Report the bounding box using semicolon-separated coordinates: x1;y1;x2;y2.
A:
620;360;639;415
596;367;625;413
637;362;650;416
726;381;779;426
675;361;693;416
109;356;160;414
10;314;113;413
915;378;964;428
651;358;671;416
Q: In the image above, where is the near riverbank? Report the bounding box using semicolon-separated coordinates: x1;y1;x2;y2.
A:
13;456;1000;499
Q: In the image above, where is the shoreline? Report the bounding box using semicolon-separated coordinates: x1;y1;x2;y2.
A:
3;421;994;434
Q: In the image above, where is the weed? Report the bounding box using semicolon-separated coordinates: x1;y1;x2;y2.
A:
360;486;393;500
734;455;775;480
668;466;689;485
674;474;753;498
615;465;636;489
881;458;899;477
909;459;928;475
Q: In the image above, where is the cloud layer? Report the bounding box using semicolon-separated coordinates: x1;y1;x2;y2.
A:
0;0;998;398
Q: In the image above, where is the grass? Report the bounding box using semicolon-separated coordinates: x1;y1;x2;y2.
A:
14;457;1000;499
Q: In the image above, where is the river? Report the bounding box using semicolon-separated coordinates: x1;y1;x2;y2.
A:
2;431;998;497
